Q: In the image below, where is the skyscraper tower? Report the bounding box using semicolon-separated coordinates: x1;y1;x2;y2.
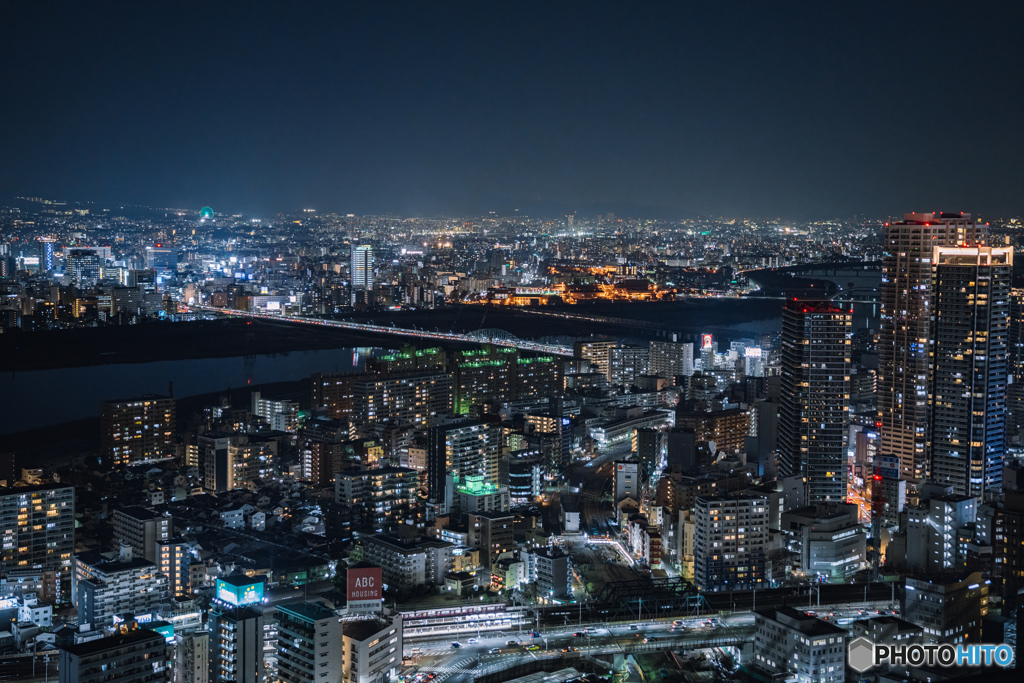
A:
878;212;988;485
928;245;1011;499
778;300;851;504
37;237;55;272
350;244;375;304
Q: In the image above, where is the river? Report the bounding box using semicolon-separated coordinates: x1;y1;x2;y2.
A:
1;348;371;434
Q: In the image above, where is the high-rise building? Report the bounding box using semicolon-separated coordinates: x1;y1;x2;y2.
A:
353;372;453;427
156;538;190;598
38;237;55;272
905;493;977;573
145;245;177;273
778;300;851;504
427;419;502;516
573;340;617;381
334;466;419;532
452;347;517;414
66;249;102;287
1007;289;1024;437
929;245;1011;499
58;625;171;683
275;602;343;683
649;340;695;380
609;345;648;387
350;244;374;304
902;571;988;644
693;492;768;592
175;630;208;683
209;575;266;683
100;395;177;466
879;213;988;484
0;484;74;576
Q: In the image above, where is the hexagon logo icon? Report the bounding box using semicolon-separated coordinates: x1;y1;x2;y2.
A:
848;637;875;673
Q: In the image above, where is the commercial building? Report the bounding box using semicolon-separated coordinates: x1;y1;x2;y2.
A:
902;571;988;644
100;395;177;465
275;601;343;683
614;461;640;502
341;613;403;683
906;493;977;574
780;503;865;581
929;245;1010;499
175;630;208;683
589;408;675;446
880;213;988;483
752;606;848;683
58;625;170;683
209;575;266;683
112;506;170;563
778;300;851;504
693;492;768;592
0;483;74;574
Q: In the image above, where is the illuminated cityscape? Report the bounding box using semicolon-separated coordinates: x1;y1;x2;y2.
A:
2;3;1024;683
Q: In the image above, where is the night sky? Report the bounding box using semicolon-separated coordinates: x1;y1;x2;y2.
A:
2;2;1023;219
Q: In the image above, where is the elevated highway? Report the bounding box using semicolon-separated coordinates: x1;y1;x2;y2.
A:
184;305;575;356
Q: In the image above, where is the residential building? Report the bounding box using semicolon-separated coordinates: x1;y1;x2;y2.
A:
573;340;617;381
275;601;343;683
157;538;191;597
609;344;648;388
175;630;208;683
427;419;502;517
112;506;170;563
100;395;176;465
693;492;768;592
73;550;169;628
778;300;851;504
929;245;1011;499
905;494;977;574
880;213;988;483
524;546;571;599
649;340;694;380
350;244;374;304
360;535;453;597
334;466;419;532
251;392;299;431
0;483;74;574
467;511;514;567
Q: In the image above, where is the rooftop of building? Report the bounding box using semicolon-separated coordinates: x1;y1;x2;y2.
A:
342;616;394;642
114;505;161;520
277;600;338;623
754;606;848;636
58;627;164;656
530;546;568;560
336;465;418;478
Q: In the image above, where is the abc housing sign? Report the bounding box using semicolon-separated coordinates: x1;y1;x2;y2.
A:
347;567;383;613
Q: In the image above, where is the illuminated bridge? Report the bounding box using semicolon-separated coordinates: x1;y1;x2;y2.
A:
187;305;575;357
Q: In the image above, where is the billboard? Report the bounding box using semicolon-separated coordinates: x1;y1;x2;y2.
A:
216;578;264;607
701;334;713;350
347;567;383;613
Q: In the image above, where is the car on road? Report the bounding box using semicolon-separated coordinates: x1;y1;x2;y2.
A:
644;637;659;643
506;641;518;646
488;648;501;654
451;642;461;648
629;624;638;630
468;638;478;644
573;632;584;637
531;631;540;637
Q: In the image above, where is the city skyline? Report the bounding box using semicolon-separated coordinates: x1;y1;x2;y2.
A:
3;3;1024;218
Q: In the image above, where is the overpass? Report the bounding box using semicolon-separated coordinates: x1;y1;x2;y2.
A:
184;305;575;356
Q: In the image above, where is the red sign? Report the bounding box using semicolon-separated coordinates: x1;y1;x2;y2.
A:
347;567;382;602
701;334;713;350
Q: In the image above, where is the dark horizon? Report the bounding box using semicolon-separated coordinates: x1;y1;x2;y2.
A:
3;2;1024;219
